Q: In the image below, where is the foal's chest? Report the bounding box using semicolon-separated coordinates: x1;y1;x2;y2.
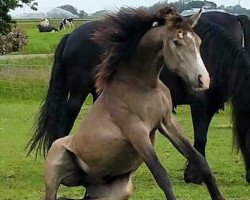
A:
134;87;171;126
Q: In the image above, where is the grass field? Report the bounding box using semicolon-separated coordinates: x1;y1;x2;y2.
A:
0;20;250;199
16;19;95;54
0;95;249;199
0;56;250;199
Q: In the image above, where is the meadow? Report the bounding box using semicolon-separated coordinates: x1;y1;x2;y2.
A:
0;20;249;199
16;19;95;54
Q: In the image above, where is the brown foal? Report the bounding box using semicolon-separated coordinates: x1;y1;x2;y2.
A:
43;7;224;200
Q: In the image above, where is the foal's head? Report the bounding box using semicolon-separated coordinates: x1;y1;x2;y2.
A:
162;10;210;90
92;7;209;92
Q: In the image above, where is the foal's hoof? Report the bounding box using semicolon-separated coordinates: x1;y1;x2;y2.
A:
184;163;204;184
246;170;250;183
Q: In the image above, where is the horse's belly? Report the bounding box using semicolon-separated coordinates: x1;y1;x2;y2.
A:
74;137;142;180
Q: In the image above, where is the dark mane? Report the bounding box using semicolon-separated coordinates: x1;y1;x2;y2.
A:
194;19;250;150
195;18;250;96
92;6;184;93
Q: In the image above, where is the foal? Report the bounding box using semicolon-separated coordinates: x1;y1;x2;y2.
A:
44;8;224;200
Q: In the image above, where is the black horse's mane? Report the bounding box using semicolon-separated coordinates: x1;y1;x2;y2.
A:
195;19;250;93
195;18;250;149
91;6;186;93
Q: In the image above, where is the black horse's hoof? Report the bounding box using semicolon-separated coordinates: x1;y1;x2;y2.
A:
184;163;204;184
57;198;83;200
215;197;225;200
246;170;250;183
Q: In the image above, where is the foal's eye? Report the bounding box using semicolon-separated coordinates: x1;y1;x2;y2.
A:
173;40;181;46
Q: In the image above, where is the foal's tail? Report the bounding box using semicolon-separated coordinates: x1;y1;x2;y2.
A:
27;34;70;156
237;15;250;52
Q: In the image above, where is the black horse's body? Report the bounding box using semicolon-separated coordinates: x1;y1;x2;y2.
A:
29;12;250;183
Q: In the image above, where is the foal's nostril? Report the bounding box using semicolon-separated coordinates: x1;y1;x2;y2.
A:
198;74;203;87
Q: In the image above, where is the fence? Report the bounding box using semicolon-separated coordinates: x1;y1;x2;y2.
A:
0;56;52;101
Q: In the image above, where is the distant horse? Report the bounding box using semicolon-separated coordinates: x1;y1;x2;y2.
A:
59;18;74;30
27;10;250;184
42;7;224;200
37;24;59;33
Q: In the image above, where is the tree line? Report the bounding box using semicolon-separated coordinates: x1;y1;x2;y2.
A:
54;1;250;18
2;0;250;35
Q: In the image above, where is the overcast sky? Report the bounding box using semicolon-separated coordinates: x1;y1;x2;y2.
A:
10;0;250;14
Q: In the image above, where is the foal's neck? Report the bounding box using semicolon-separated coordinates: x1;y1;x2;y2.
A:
114;27;164;91
114;54;164;91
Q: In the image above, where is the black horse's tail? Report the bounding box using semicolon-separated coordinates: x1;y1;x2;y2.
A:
27;34;70;156
237;15;250;52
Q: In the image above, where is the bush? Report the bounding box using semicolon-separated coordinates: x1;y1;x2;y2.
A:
0;29;28;55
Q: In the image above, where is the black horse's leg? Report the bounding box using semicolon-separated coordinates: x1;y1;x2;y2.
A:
184;95;218;184
57;198;83;200
64;91;91;135
238;128;250;183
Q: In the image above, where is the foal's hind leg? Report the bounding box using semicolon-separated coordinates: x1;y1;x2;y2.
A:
159;114;224;200
44;136;84;200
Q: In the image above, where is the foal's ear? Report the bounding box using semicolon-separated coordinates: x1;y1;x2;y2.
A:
188;9;202;28
164;7;176;20
157;5;177;19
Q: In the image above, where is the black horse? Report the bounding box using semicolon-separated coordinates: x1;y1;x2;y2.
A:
28;11;250;184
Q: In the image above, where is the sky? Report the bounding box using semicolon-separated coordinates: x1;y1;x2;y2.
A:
10;0;250;15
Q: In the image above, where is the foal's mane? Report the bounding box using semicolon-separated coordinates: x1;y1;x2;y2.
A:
92;7;185;93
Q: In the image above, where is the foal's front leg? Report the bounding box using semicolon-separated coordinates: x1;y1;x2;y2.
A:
159;113;224;200
185;96;219;184
125;120;176;200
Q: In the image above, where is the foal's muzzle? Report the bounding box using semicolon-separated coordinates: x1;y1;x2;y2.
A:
198;74;210;90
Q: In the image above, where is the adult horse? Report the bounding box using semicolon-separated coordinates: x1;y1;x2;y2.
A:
43;8;224;200
27;10;250;184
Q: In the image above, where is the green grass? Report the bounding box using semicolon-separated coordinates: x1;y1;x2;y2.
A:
0;98;249;200
15;19;94;54
0;57;249;199
0;20;249;199
0;57;53;101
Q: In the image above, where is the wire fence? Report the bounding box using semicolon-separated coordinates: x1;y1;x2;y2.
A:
0;56;52;101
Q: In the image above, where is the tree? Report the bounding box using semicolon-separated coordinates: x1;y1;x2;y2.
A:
0;0;37;35
204;1;217;9
187;1;205;8
78;10;88;18
91;10;110;18
148;1;169;13
58;5;79;16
